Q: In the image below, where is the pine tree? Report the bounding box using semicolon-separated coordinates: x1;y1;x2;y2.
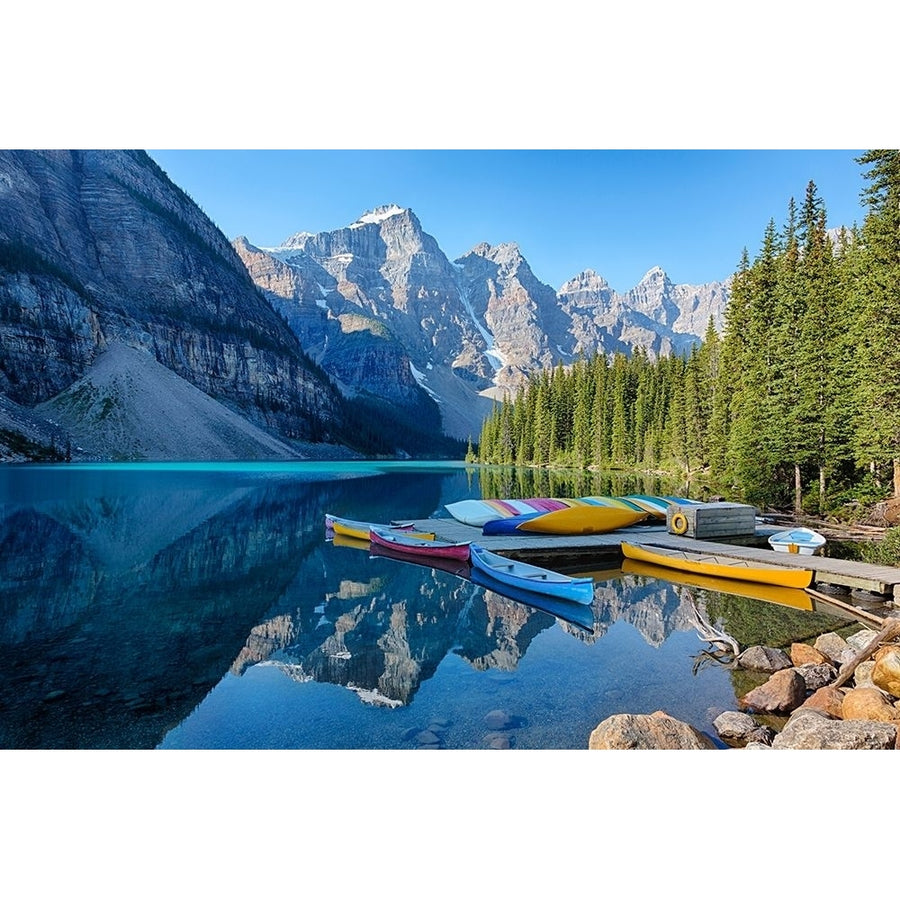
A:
852;151;900;496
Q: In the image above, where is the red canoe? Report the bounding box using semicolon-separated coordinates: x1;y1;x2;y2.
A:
369;526;471;561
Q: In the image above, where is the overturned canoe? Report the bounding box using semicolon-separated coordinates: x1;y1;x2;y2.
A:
444;498;575;528
469;544;595;604
620;542;814;589
514;506;651;535
446;495;698;528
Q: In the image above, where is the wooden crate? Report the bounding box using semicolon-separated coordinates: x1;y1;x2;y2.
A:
667;502;757;539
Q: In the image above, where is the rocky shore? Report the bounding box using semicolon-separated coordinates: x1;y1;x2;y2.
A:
589;614;900;749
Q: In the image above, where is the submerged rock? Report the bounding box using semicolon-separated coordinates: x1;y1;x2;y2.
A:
415;729;443;746
483;709;516;730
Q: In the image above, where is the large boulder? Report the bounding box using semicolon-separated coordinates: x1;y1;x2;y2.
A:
814;633;853;667
739;668;807;714
800;686;846;718
842;687;900;723
872;646;900;699
773;709;897;750
796;662;838;691
737;645;793;673
791;643;829;667
588;710;717;749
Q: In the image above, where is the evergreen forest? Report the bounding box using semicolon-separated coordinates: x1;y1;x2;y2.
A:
471;151;900;517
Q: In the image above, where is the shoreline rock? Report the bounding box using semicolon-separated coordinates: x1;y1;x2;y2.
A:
588;621;900;750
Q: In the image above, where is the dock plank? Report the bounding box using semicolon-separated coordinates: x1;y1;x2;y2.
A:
413;517;900;604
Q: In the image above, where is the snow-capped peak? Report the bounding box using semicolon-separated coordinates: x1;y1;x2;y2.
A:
350;205;407;228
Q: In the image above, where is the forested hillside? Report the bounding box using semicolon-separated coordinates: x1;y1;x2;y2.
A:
473;150;900;516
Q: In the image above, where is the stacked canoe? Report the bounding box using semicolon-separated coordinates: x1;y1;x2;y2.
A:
445;494;699;535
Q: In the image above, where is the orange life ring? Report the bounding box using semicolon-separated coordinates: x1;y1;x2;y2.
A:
671;513;689;535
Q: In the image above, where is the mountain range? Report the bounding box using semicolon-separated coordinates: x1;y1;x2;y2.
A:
0;151;730;461
235;204;729;441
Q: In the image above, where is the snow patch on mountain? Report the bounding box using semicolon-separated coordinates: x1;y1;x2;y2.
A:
457;282;504;372
409;362;442;403
350;205;407;228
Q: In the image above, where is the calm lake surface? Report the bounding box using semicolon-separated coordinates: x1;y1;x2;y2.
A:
0;460;850;750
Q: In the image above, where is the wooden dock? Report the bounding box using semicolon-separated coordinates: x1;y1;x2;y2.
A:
410;517;900;606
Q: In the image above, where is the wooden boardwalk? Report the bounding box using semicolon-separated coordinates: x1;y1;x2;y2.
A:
411;517;900;605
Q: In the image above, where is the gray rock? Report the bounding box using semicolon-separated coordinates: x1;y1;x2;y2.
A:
737;645;793;673
589;711;717;750
814;632;851;665
796;662;838;691
483;709;515;730
854;660;877;688
846;629;879;653
773;714;898;750
713;710;774;747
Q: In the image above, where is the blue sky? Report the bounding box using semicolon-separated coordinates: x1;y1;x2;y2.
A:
149;149;868;293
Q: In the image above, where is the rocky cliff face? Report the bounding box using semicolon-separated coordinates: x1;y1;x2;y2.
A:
559;266;728;359
238;205;731;439
0;150;350;457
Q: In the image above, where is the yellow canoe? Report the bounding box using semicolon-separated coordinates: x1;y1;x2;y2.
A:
325;514;434;542
621;558;813;610
516;507;650;535
620;542;813;589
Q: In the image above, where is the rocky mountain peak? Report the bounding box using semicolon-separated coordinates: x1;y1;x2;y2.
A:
559;269;611;294
349;204;409;228
639;265;670;284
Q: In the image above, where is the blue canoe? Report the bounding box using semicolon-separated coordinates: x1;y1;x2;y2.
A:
469;566;595;632
482;512;545;535
469;544;595;604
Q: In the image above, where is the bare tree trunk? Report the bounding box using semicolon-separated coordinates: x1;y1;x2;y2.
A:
871;460;882;488
819;465;826;513
894;458;900;499
794;464;802;514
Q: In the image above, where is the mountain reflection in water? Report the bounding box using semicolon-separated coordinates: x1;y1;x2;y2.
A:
0;462;848;750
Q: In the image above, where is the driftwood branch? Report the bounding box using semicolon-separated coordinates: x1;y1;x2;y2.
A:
805;587;887;628
832;617;900;689
687;592;740;657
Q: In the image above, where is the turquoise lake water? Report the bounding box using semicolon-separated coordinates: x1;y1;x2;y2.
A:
0;460;848;750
